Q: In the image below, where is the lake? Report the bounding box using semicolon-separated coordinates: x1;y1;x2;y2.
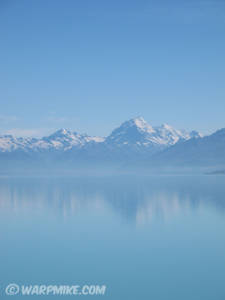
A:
0;175;225;299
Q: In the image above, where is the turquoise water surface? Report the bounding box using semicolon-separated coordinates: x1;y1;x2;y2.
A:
0;175;225;299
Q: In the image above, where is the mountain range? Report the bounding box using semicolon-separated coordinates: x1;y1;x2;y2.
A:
0;117;224;174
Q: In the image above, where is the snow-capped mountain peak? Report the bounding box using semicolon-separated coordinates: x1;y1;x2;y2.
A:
36;129;104;151
123;117;155;133
105;118;201;150
105;117;156;145
153;124;186;145
46;128;73;139
0;118;203;156
160;123;173;130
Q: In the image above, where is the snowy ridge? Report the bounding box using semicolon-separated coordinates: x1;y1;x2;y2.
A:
0;135;38;152
0;117;201;154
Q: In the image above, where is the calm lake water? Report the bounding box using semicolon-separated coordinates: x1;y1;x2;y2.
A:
0;175;225;300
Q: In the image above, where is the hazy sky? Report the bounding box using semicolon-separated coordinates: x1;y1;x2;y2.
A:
0;0;225;137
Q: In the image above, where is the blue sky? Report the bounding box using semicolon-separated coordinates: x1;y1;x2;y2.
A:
0;0;225;137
